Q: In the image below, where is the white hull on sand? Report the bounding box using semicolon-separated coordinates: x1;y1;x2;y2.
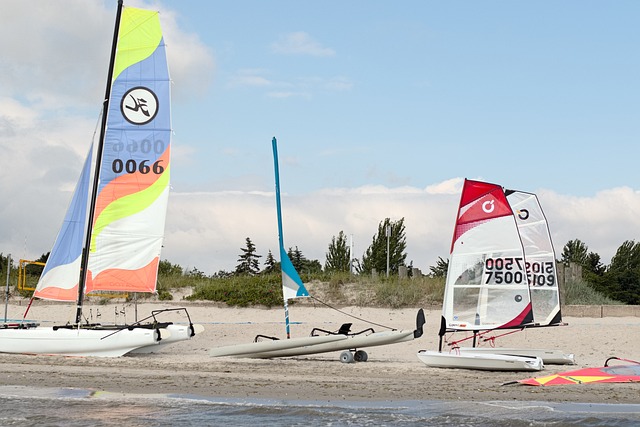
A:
456;347;575;365
417;349;544;371
130;323;204;354
245;329;418;359
0;325;162;357
210;334;348;357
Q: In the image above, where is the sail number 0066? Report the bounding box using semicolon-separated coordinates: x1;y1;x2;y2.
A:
484;258;555;287
111;139;166;175
112;159;165;175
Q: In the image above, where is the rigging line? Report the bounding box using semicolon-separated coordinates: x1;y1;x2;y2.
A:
308;295;394;330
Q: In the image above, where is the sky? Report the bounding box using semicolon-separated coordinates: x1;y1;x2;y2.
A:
1;0;639;275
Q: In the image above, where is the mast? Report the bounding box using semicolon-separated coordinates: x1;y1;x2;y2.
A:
272;137;291;338
75;0;124;324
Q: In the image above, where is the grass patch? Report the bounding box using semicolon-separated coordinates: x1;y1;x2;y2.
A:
186;274;283;308
561;279;623;305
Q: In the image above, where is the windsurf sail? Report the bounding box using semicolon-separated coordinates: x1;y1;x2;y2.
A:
441;179;533;334
514;358;640;386
505;190;562;326
272;137;309;338
34;4;170;314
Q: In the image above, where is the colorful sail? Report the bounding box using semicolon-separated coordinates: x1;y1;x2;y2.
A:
272;137;309;301
516;359;640;386
442;179;533;331
86;7;170;294
34;145;94;301
506;190;562;326
35;6;170;299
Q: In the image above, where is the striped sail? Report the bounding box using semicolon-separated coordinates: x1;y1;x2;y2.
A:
442;179;533;331
86;7;170;294
506;190;562;326
35;6;170;300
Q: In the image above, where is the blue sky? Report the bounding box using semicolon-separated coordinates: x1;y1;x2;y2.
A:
1;1;639;275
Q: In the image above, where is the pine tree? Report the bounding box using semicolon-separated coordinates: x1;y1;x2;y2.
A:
235;237;262;276
262;250;277;274
325;231;350;272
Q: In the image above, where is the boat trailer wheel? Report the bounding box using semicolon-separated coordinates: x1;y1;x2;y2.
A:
354;350;368;362
340;351;355;363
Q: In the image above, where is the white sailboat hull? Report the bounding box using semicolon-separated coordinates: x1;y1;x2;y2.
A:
130;323;204;354
241;329;417;359
0;326;161;357
417;349;544;371
210;334;349;357
456;347;575;365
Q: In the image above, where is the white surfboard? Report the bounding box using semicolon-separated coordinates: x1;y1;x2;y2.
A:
417;349;544;371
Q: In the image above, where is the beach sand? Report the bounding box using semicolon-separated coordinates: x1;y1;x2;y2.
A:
0;300;638;404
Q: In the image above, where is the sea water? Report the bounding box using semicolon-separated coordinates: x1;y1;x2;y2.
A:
0;385;639;427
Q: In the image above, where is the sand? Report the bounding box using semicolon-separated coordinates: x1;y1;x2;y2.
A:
0;300;639;404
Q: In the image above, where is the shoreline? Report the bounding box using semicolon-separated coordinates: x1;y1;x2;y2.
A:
0;302;639;404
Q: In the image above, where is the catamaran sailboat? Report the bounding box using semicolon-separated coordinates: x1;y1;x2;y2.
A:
0;1;199;357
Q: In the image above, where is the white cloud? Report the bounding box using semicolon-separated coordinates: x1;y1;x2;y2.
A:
270;32;335;57
228;70;274;88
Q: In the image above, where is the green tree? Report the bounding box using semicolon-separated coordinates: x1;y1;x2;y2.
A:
360;218;407;275
600;240;640;304
262;250;278;274
158;259;183;276
287;246;305;272
235;237;262;276
585;252;606;276
560;239;589;265
429;256;449;278
561;239;606;281
325;231;351;272
287;246;322;274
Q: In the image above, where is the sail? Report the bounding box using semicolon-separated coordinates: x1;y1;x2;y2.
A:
506;190;562;326
272;137;309;300
442;179;533;331
35;6;170;300
34;145;94;301
86;7;171;294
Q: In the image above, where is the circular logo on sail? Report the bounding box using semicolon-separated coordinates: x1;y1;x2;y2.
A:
518;209;529;220
482;200;495;214
121;87;159;125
